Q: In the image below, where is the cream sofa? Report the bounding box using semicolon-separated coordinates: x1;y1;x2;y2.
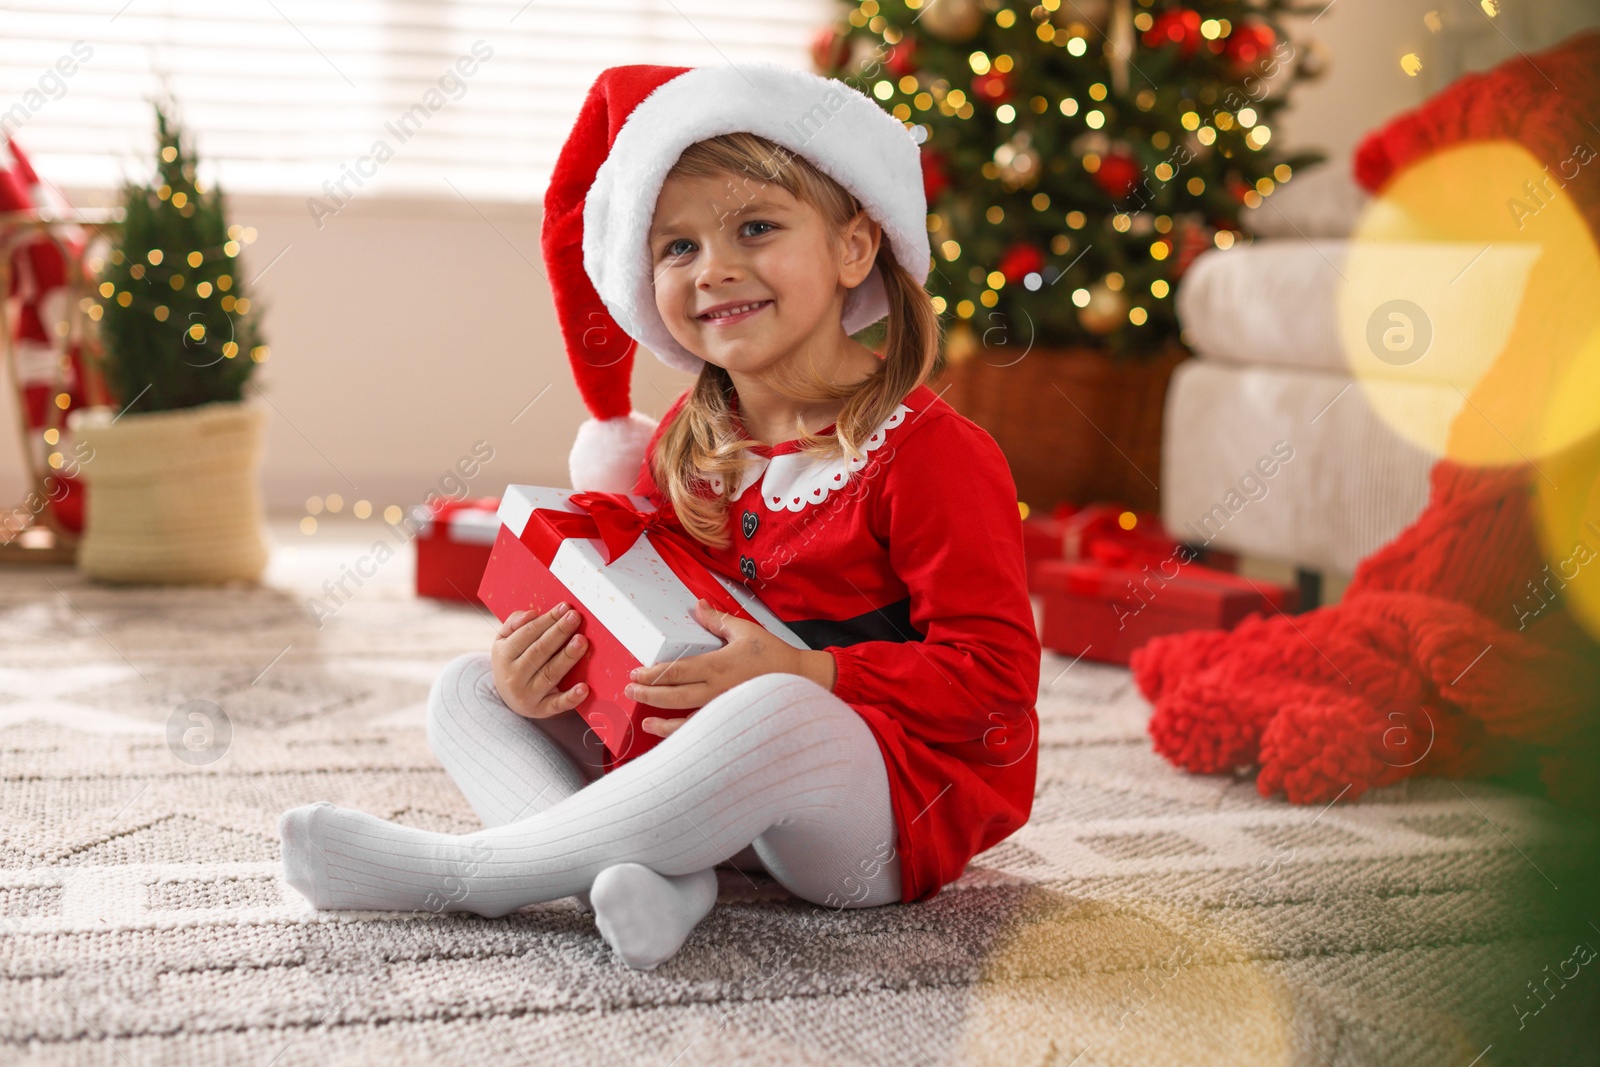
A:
1160;166;1540;594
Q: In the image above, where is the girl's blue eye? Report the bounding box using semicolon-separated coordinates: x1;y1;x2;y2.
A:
662;222;774;259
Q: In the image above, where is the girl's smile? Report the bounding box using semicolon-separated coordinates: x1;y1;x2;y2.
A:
697;299;773;326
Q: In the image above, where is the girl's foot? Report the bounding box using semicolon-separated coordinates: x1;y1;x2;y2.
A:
277;801;509;916
588;864;717;970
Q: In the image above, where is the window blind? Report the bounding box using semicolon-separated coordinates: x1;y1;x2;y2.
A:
0;0;833;202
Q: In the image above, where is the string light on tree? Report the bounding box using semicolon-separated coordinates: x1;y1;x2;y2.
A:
94;100;268;411
814;0;1324;356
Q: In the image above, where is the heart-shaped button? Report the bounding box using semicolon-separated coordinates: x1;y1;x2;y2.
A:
741;509;758;538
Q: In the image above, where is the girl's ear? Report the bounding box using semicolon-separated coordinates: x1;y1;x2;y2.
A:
839;209;882;289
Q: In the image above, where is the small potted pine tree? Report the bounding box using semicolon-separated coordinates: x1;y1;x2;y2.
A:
69;99;273;584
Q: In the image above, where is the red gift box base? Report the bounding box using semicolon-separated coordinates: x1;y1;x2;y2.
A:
476;524;689;767
1037;558;1295;666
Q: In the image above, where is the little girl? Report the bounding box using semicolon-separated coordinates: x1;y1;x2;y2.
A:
278;61;1041;970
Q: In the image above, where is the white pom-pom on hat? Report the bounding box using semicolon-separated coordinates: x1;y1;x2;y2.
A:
568;412;659;494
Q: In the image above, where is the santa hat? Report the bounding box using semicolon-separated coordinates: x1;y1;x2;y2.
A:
542;61;931;493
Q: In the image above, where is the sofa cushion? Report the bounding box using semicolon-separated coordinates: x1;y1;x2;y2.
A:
1176;239;1542;386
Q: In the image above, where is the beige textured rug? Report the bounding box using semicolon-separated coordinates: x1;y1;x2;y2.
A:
2;523;1595;1066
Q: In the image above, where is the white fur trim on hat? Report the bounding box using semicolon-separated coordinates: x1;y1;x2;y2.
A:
568;411;659;493
583;61;931;375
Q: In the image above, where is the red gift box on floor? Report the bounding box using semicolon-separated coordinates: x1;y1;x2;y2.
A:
413;497;500;602
476;485;808;767
1024;502;1241;593
1037;556;1295;665
1022;503;1075;592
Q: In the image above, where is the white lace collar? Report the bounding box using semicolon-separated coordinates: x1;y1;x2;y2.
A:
705;402;914;512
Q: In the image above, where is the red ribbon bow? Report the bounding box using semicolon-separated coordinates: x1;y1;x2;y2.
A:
518;491;760;628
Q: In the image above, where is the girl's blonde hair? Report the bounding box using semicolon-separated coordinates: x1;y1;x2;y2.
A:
648;131;941;550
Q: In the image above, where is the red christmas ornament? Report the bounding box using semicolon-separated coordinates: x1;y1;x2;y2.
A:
1092;152;1143;199
1171;219;1209;279
972;69;1014;106
1224;22;1277;73
1142;9;1202;58
810;25;852;74
886;39;920;79
998;242;1045;284
921;149;950;204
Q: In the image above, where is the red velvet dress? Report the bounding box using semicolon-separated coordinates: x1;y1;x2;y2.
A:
631;382;1042;903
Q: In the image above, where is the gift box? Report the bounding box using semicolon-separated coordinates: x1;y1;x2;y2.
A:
413;497;500;602
1037;556;1295;665
1064;503;1241;571
476;485;808;767
1022;502;1075;592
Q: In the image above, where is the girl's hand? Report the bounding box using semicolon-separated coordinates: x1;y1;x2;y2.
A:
489;602;591;720
634;599;833;738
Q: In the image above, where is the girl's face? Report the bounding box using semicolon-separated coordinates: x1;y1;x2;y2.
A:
649;171;879;378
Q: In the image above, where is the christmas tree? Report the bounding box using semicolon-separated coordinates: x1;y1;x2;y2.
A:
813;0;1326;359
94;99;269;412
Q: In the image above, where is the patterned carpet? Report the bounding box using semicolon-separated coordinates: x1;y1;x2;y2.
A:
2;523;1596;1066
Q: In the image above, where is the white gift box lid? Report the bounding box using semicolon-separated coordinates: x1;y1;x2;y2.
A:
411;503;500;545
498;485;807;667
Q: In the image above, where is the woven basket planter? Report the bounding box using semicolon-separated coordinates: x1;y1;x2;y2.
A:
933;342;1189;513
66;399;271;584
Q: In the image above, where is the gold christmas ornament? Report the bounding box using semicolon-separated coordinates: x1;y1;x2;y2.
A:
1077;282;1128;335
1298;38;1330;82
944;320;980;364
994;131;1041;191
1053;0;1111;29
921;0;984;42
845;36;881;78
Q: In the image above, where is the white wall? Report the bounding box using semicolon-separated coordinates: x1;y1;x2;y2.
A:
4;1;1595;524
1;186;692;522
